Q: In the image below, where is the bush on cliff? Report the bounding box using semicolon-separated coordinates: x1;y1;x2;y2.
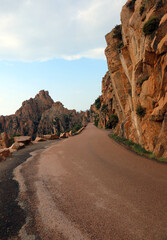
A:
72;124;82;133
94;118;99;127
95;97;101;110
106;114;118;129
112;25;122;41
143;17;160;36
136;105;146;118
155;0;163;9
101;104;108;113
140;5;145;16
126;0;136;11
10;133;21;144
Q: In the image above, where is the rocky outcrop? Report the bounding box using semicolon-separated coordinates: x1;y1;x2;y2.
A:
0;90;89;142
91;0;167;158
0;90;53;139
37;101;88;136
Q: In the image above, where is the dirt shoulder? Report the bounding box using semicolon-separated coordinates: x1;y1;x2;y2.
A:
0;140;58;240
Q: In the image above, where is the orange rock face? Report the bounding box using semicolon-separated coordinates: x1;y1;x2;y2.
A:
0;90;89;140
91;0;167;158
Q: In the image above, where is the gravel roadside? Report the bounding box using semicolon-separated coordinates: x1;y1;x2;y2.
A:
0;140;58;240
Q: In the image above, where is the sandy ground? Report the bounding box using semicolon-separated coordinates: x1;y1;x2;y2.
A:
14;124;167;240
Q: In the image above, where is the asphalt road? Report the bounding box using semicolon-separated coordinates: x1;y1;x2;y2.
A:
2;124;167;240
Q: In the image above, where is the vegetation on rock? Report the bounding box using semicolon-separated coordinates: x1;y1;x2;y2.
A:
126;0;136;11
112;25;122;41
143;17;160;36
136;105;146;118
155;0;163;9
94;114;99;127
95;97;101;110
128;88;132;96
140;5;145;15
72;124;83;133
106;114;118;129
101;104;108;113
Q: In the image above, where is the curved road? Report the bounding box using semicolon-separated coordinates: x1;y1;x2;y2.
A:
14;124;167;240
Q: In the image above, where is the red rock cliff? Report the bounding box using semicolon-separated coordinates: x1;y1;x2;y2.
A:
91;0;167;158
0;90;89;140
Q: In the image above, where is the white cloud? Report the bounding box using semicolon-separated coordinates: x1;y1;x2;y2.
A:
0;0;127;61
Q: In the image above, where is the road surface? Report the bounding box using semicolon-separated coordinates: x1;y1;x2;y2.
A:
13;124;167;239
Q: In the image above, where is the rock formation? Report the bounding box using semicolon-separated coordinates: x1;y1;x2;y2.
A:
37;101;87;136
0;90;89;142
91;0;167;158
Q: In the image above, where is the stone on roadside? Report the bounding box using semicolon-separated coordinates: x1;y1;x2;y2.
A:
43;134;59;140
69;130;73;136
14;136;32;145
10;142;25;152
34;137;46;142
60;132;68;138
0;148;11;161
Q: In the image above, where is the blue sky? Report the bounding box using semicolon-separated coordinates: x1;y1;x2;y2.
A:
0;0;127;115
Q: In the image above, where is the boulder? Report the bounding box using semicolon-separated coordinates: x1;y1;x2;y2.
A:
34;137;46;142
0;148;11;161
14;136;32;145
10;142;25;152
69;130;73;136
43;134;59;140
60;132;68;138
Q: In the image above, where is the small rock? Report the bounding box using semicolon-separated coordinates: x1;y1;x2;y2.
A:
14;136;32;145
43;134;59;140
10;142;25;152
0;148;11;161
34;137;46;142
69;131;73;136
60;133;68;138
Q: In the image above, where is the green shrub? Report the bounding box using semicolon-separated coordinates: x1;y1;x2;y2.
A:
158;157;167;163
132;143;148;154
101;104;108;113
143;17;160;36
126;0;136;11
110;134;151;155
128;88;132;96
136;105;146;117
106;114;119;129
10;133;21;144
113;25;122;41
140;5;145;15
72;124;82;133
94;118;99;127
155;0;163;9
138;76;149;86
95;97;101;110
117;42;124;51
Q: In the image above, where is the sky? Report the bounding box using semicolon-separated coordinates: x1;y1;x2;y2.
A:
0;0;127;115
